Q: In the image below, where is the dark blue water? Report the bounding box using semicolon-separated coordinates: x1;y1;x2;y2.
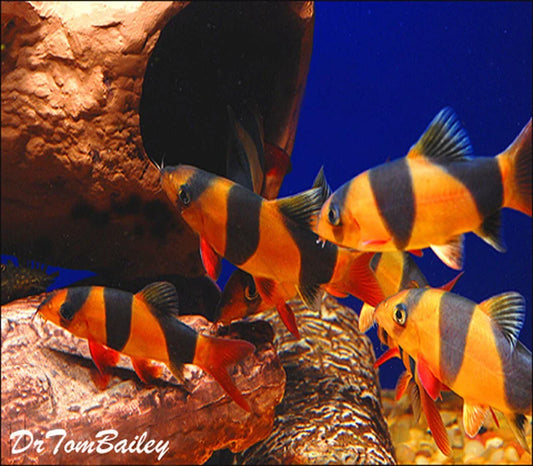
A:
3;2;531;390
280;1;532;388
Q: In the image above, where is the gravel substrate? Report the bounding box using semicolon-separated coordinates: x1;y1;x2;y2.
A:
382;389;532;464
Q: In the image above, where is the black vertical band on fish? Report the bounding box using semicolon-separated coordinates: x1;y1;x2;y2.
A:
104;288;133;352
156;314;198;365
438;292;476;384
369;159;416;250
281;216;338;289
225;184;262;265
60;287;90;326
181;169;214;205
441;157;503;220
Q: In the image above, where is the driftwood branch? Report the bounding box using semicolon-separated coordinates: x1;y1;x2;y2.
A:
237;295;396;464
1;295;285;465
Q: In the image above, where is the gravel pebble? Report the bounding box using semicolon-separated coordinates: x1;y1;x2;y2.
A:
382;389;532;464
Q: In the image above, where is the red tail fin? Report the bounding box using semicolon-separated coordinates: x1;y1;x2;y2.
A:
194;334;255;411
500;118;532;216
341;252;386;307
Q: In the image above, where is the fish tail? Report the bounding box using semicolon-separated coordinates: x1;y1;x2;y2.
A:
498;118;532;216
193;334;255;411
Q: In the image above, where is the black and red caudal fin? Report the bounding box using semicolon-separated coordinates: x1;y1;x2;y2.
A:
194;334;255;411
499;118;532;216
342;252;386;307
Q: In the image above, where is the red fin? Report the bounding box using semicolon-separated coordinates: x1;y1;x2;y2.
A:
194;335;255;411
439;271;464;292
489;407;500;429
395;371;412;401
409;249;424;257
276;301;300;339
323;283;349;298
500;118;531;216
200;237;221;280
342;252;386;307
88;339;120;389
419;381;451;456
374;347;400;368
362;239;390;247
90;369;112;390
131;357;162;383
417;356;442;401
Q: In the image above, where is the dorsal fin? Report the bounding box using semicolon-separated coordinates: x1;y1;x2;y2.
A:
312;166;332;203
479;292;525;348
407;107;473;162
136;281;180;316
273;186;325;228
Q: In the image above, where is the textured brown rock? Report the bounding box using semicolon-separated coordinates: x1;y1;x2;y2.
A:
236;295;396;464
1;295;286;465
1;1;314;283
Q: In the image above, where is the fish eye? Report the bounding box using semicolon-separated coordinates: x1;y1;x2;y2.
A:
393;303;407;326
244;282;259;301
178;186;191;207
59;302;76;322
328;203;341;226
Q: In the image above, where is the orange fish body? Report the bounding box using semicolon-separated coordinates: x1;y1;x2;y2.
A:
160;165;384;338
316;108;532;269
359;251;463;332
37;282;255;411
372;287;532;450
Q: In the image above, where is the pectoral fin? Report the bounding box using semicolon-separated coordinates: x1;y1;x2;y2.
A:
395;371;412;401
374;347;400;368
200;237;222;280
420;382;451;456
416;356;443;401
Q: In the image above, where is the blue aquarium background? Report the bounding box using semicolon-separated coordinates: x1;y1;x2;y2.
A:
2;2;531;390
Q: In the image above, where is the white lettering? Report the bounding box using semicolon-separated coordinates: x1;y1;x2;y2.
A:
46;429;67;454
95;429;117;454
9;428;168;460
10;430;33;454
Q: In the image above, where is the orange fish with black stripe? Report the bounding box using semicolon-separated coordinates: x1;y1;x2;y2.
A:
370;287;532;451
358;251;463;333
37;282;255;411
160;165;384;338
199;105;292;280
316;108;532;269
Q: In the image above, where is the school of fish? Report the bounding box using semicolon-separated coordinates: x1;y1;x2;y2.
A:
35;106;531;452
158;107;532;453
